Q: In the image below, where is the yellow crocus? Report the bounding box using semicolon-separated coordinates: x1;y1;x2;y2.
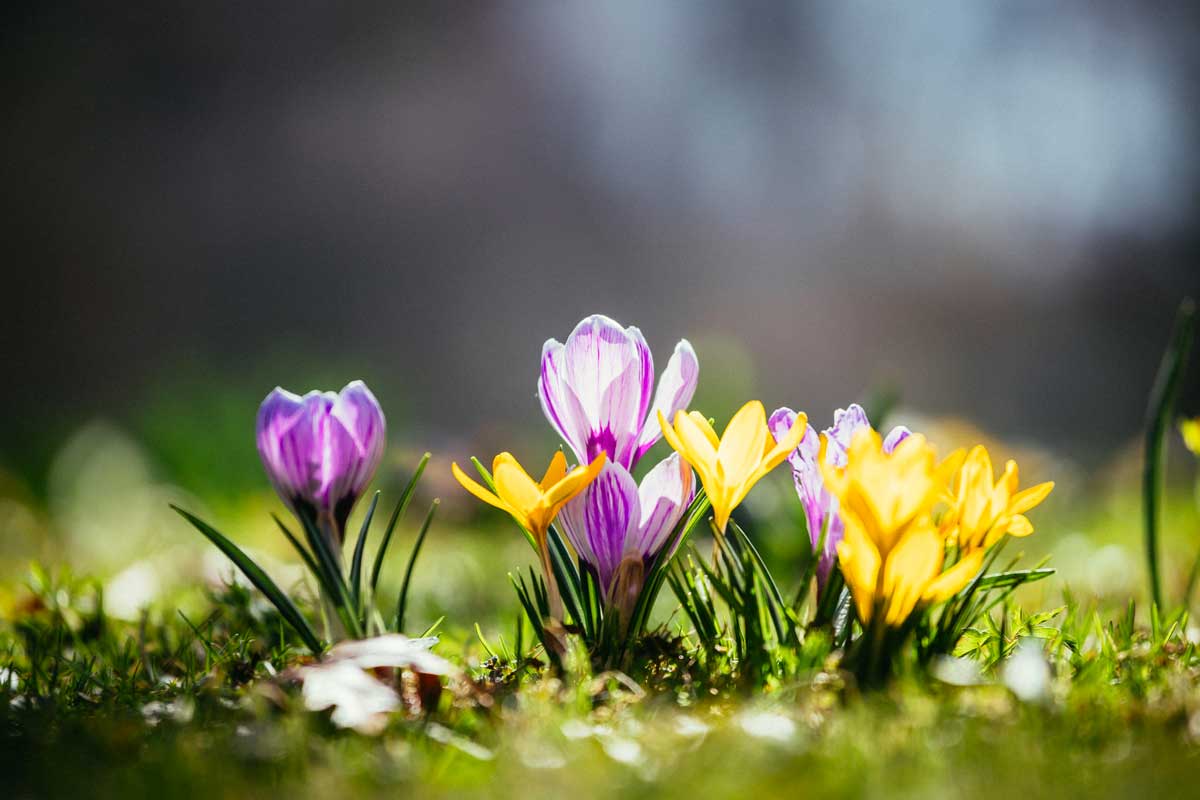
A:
944;445;1054;553
658;400;807;533
1181;417;1200;456
452;450;605;617
822;428;978;627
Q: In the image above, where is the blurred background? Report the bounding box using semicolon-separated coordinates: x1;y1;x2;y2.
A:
3;2;1199;615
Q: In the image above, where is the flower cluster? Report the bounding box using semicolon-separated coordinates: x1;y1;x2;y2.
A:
179;309;1059;696
767;403;907;593
816;428;1053;630
453;313;804;658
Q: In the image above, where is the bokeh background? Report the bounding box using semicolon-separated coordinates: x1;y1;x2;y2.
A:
3;2;1200;616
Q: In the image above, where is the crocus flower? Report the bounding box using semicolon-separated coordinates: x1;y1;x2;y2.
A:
256;381;386;549
452;450;606;617
767;404;910;589
539;314;699;470
556;453;694;623
821;429;975;627
659;401;807;533
943;445;1054;553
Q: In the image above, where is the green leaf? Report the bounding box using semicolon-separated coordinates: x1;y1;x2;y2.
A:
395;500;439;633
349;491;381;606
295;507;363;639
369;452;431;594
270;514;322;580
545;525;586;633
972;568;1056;592
1143;297;1195;608
171;505;323;655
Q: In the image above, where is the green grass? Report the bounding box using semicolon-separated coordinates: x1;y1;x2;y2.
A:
4;477;1200;800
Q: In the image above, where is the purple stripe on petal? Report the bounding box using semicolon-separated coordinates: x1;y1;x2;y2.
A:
629;452;694;560
538;339;590;465
561;315;640;415
333;381;387;498
628;325;655;442
557;487;597;570
768;407;804;473
257;387;307;501
824;404;871;467
882;425;911;453
541;315;657;470
598;361;650;468
634;339;699;466
585;462;640;594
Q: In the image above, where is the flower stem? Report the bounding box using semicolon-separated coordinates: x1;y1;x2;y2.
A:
538;538;564;621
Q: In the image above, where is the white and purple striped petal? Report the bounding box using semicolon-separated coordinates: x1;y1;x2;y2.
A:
823;404;872;467
538;314;697;471
630;452;695;559
256;381;386;539
882;425;911;453
558;460;641;595
633;340;699;465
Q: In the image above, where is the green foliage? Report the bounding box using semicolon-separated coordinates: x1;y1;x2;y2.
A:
172;453;437;650
1143;297;1195;607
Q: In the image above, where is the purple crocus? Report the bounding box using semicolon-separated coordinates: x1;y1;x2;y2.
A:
556;452;695;622
539;314;699;471
256;381;386;547
768;403;909;591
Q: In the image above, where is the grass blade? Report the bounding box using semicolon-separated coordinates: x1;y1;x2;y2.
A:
369;453;431;594
271;513;322;579
1144;297;1195;608
395;500;439;632
972;568;1056;592
349;491;380;606
171;505;323;654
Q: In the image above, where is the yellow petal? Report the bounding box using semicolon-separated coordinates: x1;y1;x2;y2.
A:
730;412;809;517
715;401;769;485
1005;513;1034;538
1002;459;1020;495
671;410;720;480
711;501;734;535
452;462;514;515
661;411;723;523
958;445;993;534
817;434;850;504
545;452;606;510
493;454;543;515
659;409;686;452
687;411;721;450
1010;481;1054;515
921;549;985;604
992;459;1019;512
881;523;943;626
540;450;568;489
937;447;967;488
838;521;881;625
